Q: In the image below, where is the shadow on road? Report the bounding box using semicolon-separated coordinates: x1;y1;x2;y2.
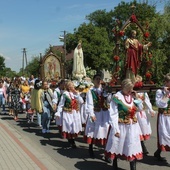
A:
74;160;126;170
139;155;170;167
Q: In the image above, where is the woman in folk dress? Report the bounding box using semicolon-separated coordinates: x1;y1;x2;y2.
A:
105;78;143;170
55;80;83;148
84;74;110;158
154;73;170;166
134;75;156;155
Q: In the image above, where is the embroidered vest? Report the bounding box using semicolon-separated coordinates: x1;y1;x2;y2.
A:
63;94;79;112
158;97;170;116
113;97;138;124
91;89;110;112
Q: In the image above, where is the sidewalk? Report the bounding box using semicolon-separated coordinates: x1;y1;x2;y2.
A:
0;117;66;170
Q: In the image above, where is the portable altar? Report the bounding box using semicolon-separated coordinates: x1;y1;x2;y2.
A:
109;5;157;93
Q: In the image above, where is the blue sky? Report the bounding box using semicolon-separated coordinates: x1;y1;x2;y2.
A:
0;0;165;73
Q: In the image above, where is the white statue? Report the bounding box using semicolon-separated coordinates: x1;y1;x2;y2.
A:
72;40;86;80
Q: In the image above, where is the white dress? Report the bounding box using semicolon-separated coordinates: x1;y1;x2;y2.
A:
155;88;170;151
55;91;83;138
53;87;62;127
136;92;155;140
84;87;110;145
105;91;143;161
79;93;88;126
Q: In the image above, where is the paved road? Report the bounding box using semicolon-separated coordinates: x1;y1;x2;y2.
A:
1;110;170;170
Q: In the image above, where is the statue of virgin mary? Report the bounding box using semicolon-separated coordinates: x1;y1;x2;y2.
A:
72;40;86;80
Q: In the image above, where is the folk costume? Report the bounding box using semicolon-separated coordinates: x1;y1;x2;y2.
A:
53;87;63;129
154;88;170;160
84;86;110;157
105;91;143;169
136;92;156;155
80;92;88;126
55;91;83;147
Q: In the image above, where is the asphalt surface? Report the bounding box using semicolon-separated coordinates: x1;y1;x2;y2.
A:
1;110;170;170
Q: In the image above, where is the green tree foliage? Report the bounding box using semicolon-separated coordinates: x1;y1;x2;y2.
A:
161;1;170;74
25;56;40;77
82;0;168;84
4;67;17;78
66;23;113;72
18;0;170;85
86;9;115;39
0;55;6;76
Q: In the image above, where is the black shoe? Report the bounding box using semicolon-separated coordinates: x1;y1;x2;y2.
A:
88;144;95;158
104;156;112;164
89;149;95;158
141;141;149;155
130;160;136;170
154;151;166;161
112;158;118;170
71;139;77;149
72;143;77;149
68;139;77;149
143;150;149;155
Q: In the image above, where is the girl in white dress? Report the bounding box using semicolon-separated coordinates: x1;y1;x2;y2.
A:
84;74;110;158
135;75;156;155
105;78;143;170
55;80;83;148
154;73;170;166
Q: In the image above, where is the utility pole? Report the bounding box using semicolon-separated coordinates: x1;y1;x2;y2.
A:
22;48;27;76
59;30;67;63
59;30;67;78
63;30;66;63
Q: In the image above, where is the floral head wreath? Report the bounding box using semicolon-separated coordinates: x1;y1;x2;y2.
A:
134;75;143;88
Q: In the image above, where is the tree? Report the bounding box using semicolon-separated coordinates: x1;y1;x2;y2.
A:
4;67;17;78
25;56;40;77
66;23;113;72
0;55;6;77
86;9;115;40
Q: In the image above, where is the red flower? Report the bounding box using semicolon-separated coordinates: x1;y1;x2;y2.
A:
113;55;120;62
145;72;152;79
134;81;143;88
130;14;137;22
119;30;124;36
144;32;150;38
109;79;116;87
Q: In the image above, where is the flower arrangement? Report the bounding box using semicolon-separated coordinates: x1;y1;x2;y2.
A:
145;72;152;79
134;81;143;88
144;32;150;38
119;30;125;36
113;55;120;62
130;14;137;23
73;80;94;93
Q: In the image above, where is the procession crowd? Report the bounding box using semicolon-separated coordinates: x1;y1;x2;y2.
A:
0;73;170;170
